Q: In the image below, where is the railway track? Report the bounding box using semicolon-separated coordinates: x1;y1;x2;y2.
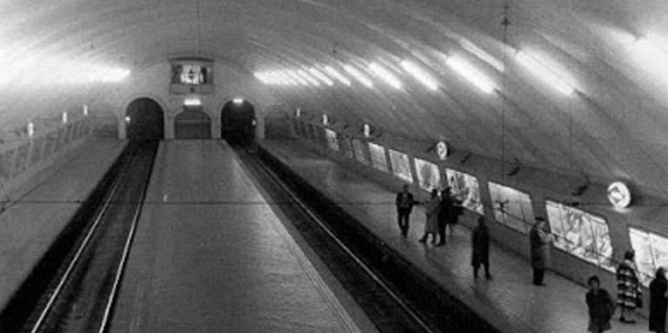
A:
232;142;500;333
0;140;158;333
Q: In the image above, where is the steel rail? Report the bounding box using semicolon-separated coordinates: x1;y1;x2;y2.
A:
28;147;142;333
239;146;436;333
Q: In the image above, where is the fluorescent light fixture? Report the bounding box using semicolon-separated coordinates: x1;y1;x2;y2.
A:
254;72;272;84
369;62;403;89
308;67;334;86
400;60;438;91
459;39;505;72
27;121;34;137
297;70;320;86
125;116;131;123
445;55;496;94
515;50;575;95
324;66;352;86
631;34;668;87
344;65;373;87
233;98;244;104
184;96;202;106
286;70;309;85
62;112;68;124
83;105;89;116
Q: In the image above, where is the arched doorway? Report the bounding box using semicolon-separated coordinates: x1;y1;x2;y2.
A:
174;107;212;139
125;98;165;140
221;99;255;144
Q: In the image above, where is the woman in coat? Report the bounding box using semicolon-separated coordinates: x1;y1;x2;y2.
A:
529;218;552;286
616;249;642;324
419;189;440;244
650;267;668;333
586;275;615;333
471;216;491;279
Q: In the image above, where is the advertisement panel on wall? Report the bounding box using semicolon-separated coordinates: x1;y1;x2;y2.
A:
368;143;389;173
545;201;614;271
325;129;340;151
339;135;354;159
445;169;483;214
352;139;369;164
414;158;441;192
488;182;534;234
629;228;668;286
388;149;413;182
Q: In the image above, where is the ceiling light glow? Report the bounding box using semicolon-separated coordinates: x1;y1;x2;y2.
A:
297;70;320;86
369;62;402;89
459;39;505;72
308;67;334;86
445;55;496;94
324;66;351;86
515;50;575;96
184;96;202;106
400;60;438;91
233;98;244;104
286;70;309;86
344;65;373;87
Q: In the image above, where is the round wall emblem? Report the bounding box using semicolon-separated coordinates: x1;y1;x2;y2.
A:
436;141;448;160
607;181;631;208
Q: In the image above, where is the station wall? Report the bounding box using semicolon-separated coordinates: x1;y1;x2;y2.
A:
286;115;668;315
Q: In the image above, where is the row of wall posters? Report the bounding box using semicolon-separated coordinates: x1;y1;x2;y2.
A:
445;169;484;214
368;143;389;173
388;149;413;182
629;228;668;286
352;139;369;165
414;158;441;192
488;182;535;234
325;129;339;151
546;201;614;272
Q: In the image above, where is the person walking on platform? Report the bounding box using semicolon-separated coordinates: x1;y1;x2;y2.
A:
471;216;491;280
616;249;642;324
529;217;552;286
395;184;415;238
585;275;615;333
650;267;668;332
419;189;440;244
446;195;463;236
436;188;453;246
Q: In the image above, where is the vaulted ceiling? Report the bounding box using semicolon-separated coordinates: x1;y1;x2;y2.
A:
4;0;668;198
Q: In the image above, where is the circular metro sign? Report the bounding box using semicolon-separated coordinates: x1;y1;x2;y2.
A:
436;141;448;160
607;181;632;208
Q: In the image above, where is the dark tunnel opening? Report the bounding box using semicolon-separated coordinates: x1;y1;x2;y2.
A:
174;107;212;139
125;98;165;140
221;99;255;144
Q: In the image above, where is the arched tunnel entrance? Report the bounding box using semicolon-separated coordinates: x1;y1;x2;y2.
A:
125;98;165;140
174;107;212;139
221;99;255;144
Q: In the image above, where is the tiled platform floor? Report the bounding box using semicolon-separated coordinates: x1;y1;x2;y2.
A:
261;139;649;333
110;141;377;333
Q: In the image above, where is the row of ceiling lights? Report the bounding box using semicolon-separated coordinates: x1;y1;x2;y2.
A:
254;41;579;97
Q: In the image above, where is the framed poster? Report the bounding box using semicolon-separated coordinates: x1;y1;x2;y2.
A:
368;143;389;173
445;168;483;214
414;158;441;192
488;182;534;234
325;129;340;151
339;135;354;159
388;149;413;182
546;201;614;271
352;139;369;164
629;228;656;286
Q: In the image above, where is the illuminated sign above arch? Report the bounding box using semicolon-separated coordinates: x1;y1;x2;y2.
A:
608;181;632;208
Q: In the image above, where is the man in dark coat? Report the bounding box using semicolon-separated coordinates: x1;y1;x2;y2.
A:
395;184;415;237
530;217;551;286
650;267;667;332
437;188;453;246
471;216;491;279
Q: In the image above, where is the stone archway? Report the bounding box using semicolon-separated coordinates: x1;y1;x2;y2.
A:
174;107;212;139
220;99;256;144
125;98;165;140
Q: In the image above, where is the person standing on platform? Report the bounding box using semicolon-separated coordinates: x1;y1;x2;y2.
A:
446;194;463;237
585;275;615;333
529;217;552;286
419;189;440;244
395;184;415;238
436;188;452;246
650;267;668;332
471;216;492;280
616;249;642;324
